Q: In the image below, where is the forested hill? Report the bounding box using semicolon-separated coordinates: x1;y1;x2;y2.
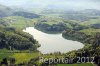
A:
13;11;40;19
0;18;40;51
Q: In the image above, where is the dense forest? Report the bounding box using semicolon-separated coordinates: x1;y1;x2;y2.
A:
0;18;40;51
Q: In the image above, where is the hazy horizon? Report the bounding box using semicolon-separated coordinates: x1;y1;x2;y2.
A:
0;0;100;10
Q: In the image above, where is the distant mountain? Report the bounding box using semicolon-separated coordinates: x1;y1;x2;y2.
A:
0;4;13;17
0;4;40;19
80;9;100;16
13;11;40;19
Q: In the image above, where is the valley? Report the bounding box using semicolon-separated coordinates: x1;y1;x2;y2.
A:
0;1;100;66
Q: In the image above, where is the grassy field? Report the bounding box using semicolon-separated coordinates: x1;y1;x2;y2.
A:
0;49;39;64
80;18;100;26
57;63;94;66
4;16;38;29
11;52;39;64
0;52;39;64
79;28;100;35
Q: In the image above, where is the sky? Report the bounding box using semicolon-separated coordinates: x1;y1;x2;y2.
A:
0;0;100;10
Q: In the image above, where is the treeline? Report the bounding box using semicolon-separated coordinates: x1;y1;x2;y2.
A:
62;29;100;47
34;22;69;33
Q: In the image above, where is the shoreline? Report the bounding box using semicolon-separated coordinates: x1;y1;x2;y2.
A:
23;27;84;54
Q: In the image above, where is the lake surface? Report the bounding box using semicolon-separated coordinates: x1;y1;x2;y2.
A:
23;27;84;54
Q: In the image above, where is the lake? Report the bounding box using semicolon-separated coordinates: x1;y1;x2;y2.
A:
23;27;84;54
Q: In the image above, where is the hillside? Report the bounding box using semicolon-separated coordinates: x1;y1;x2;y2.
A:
13;11;40;19
60;9;100;22
0;4;13;17
0;18;40;51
